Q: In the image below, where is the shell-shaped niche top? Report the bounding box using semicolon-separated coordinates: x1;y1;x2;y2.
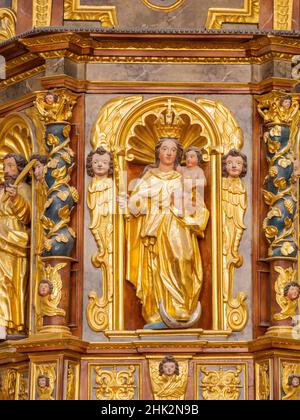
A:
0;114;33;182
127;100;209;165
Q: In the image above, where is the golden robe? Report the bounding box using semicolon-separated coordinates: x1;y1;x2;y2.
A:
0;184;31;334
126;168;209;324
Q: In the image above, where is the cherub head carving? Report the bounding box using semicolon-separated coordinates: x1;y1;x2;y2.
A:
86;147;113;178
38;280;53;298
222;149;247;178
284;281;300;301
159;356;180;377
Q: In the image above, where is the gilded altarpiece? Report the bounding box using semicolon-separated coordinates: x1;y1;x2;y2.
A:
1;3;300;399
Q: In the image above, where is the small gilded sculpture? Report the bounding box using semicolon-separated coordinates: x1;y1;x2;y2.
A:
0;154;32;341
86;147;114;331
177;146;207;217
36;263;66;329
149;356;188;400
222;149;248;331
37;366;56;401
126;135;209;329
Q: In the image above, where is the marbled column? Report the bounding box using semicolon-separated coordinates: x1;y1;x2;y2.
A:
257;92;300;335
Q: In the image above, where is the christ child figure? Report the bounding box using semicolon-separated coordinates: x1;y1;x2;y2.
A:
177;146;207;216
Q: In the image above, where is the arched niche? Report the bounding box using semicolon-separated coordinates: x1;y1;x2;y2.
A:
91;95;244;333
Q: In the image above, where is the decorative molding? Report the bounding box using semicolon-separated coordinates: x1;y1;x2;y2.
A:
0;8;16;41
206;0;259;30
33;0;53;27
274;0;294;30
142;0;184;12
37;50;295;65
64;0;118;27
0;65;46;90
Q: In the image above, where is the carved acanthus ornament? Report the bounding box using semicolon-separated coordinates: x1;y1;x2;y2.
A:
64;0;118;27
0;8;16;41
149;359;188;400
274;0;294;30
199;366;243;400
94;366;136;400
33;0;53;27
282;362;300;400
222;175;248;331
257;93;300;259
206;0;259;30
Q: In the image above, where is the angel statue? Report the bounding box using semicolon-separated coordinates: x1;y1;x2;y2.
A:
86;147;114;332
36;263;66;329
222;149;247;304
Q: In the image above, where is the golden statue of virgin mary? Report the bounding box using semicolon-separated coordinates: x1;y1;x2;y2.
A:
125;103;209;328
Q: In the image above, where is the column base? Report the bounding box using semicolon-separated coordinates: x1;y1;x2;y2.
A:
265;326;295;338
38;325;73;336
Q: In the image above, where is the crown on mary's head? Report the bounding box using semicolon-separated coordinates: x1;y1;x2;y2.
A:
154;99;185;139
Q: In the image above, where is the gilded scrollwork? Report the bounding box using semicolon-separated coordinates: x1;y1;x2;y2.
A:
0;8;16;41
149;356;188;400
94;365;136;400
222;149;248;332
36;365;56;401
199;365;243;400
257;93;300;259
282;362;300;400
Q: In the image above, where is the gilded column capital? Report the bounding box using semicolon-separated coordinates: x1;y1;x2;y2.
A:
257;91;300;127
34;89;79;124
